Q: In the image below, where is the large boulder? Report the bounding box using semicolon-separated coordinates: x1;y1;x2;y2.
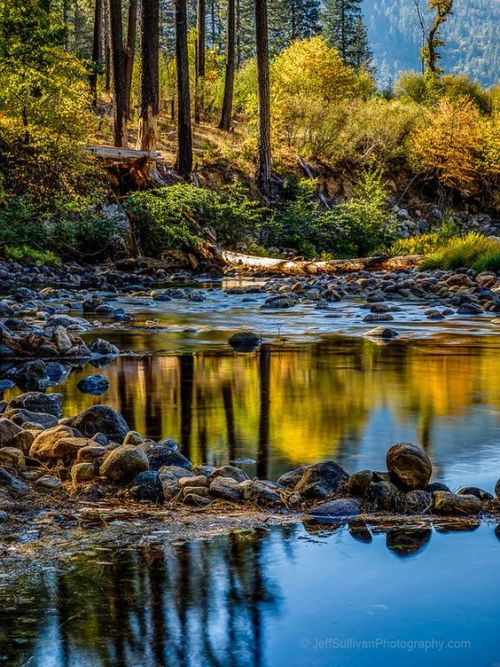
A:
9;392;62;418
386;443;432;490
0;447;25;469
307;498;361;521
208;465;249;484
100;445;149;483
432;491;481;516
293;461;349;500
147;446;191;471
30;426;86;461
66;405;129;441
457;486;493;501
209;476;242;502
0;418;22;447
241;480;283;507
277;465;308;488
4;408;58;429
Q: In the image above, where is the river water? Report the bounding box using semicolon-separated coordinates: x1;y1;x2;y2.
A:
1;280;499;666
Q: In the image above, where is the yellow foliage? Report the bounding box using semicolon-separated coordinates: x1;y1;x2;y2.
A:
409;97;496;192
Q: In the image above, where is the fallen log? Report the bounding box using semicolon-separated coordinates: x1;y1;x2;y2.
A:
218;250;424;275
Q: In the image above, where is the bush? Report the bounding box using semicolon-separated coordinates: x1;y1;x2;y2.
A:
420;233;500;272
388;215;459;256
4;245;60;266
126;182;265;254
396;72;493;113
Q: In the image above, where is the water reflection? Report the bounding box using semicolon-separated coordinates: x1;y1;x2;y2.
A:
2;335;499;488
1;523;499;667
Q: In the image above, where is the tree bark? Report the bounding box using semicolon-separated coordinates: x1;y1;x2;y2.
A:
137;0;159;151
104;0;111;92
90;0;103;108
109;0;128;146
125;0;137;118
255;0;272;195
195;0;206;123
175;0;193;176
218;0;235;131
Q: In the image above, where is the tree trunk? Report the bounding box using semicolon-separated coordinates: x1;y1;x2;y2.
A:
109;0;128;147
195;0;206;123
255;0;272;195
90;0;103;108
175;0;193;176
125;0;137;118
63;0;70;50
218;0;235;130
104;0;111;92
137;0;159;150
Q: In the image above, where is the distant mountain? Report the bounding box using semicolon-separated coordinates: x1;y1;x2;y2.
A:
362;0;500;87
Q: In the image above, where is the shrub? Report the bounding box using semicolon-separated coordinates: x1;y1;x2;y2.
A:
396;72;493;113
4;245;60;266
126;182;265;254
420;233;500;272
388;215;459;256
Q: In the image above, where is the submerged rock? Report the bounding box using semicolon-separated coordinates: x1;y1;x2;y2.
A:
386;443;432;490
100;445;149;483
364;327;399;339
228;331;261;350
307;498;361;521
77;375;110;395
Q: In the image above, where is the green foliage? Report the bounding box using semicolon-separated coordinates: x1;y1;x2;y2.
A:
388;214;458;255
4;245;60;265
396;72;493;113
261;170;396;258
126;183;265;254
419;233;500;272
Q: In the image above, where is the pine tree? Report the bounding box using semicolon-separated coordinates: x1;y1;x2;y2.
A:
269;0;321;53
321;0;372;70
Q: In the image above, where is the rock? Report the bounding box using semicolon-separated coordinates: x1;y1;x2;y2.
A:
76;445;107;462
294;461;349;500
277;465;308;488
9;392;62;417
179;475;208;488
123;431;144;446
209;476;242;502
0;510;8;523
0;466;30;497
347;470;374;497
147;446;191;471
228;331;261;350
457;303;482;315
129;470;163;502
386;527;432;556
209;465;249;483
457;486;494;501
0;447;25;469
77;375;109;395
0;418;22;446
307;498;361;521
367;481;400;511
0;380;15;391
34;474;62;491
67;405;129;441
100;445;149;483
30;426;80;460
182;485;209;498
432;491;481;515
70;462;95;484
4;408;58;429
496;479;500;498
386;443;432;490
183;493;211;506
363;313;394;323
365;327;399;340
427;481;451;493
53;326;72;353
88;338;119;357
241;480;283;507
159;466;194;482
11;430;35;455
394;490;432;514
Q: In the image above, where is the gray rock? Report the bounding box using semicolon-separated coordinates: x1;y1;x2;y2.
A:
277;465;308;488
4;408;58;429
9;392;62;418
228;331;261;350
0;510;8;523
367;481;400;511
129;470;163;502
294;461;349;500
427;481;451;493
100;445;149;483
77;375;109;395
364;327;399;339
363;313;394;323
209;476;242;502
0;418;22;447
0;466;30;497
432;491;481;515
386;443;432;490
457;486;494;501
347;470;374;497
67;405;129;441
88;338;119;357
394;489;432;514
0;447;25;469
123;431;144;446
70;462;95;484
34;474;62;491
241;480;283;507
496;479;500;498
147;446;191;471
209;465;249;484
308;498;361;521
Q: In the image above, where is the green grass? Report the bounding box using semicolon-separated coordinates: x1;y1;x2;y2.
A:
419;233;500;273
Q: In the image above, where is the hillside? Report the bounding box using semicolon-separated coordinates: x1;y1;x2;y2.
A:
363;0;500;87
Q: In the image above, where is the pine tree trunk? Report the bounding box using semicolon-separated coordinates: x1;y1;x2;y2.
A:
219;0;235;130
125;0;137;119
137;0;160;151
195;0;206;123
255;0;272;195
104;0;111;92
90;0;103;108
109;0;128;147
175;0;193;175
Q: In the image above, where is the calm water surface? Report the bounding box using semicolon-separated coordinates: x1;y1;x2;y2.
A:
1;524;499;667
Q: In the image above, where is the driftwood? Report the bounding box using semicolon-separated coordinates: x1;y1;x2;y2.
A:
218;250;424;275
298;156;331;210
85;145;161;161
